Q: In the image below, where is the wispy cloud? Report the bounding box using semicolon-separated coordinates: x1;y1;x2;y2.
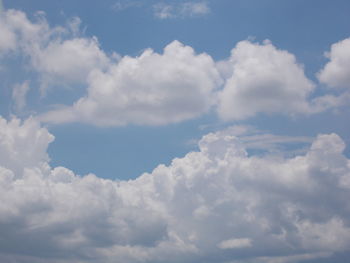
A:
153;3;173;19
181;1;210;16
112;0;143;12
12;81;30;112
112;1;210;19
153;1;210;19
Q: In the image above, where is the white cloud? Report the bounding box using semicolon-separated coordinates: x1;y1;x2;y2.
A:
31;37;110;94
12;81;30;112
1;116;350;263
0;9;110;94
0;117;53;177
40;40;222;126
318;38;350;89
0;8;43;55
153;1;210;19
2;9;50;48
217;40;316;120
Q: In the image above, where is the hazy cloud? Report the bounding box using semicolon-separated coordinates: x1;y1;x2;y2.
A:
112;0;143;12
0;20;16;54
218;238;252;249
12;81;30;112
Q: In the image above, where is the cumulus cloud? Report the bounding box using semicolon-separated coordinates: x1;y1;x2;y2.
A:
153;1;210;19
1;116;350;263
318;38;350;89
217;40;317;120
0;9;110;94
31;36;110;94
0;117;53;177
1;8;349;126
40;40;222;126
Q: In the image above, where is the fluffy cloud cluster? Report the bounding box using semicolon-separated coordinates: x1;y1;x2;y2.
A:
318;38;350;89
40;38;350;126
2;9;222;126
2;8;349;126
41;40;222;126
1;116;350;263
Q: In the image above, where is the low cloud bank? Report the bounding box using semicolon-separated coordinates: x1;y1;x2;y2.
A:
0;116;349;263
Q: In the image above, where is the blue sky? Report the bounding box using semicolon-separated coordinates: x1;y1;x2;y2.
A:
1;0;350;263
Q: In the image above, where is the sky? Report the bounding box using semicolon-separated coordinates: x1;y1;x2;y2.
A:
0;0;350;263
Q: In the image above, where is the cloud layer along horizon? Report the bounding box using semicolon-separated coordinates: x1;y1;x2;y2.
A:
0;116;350;263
